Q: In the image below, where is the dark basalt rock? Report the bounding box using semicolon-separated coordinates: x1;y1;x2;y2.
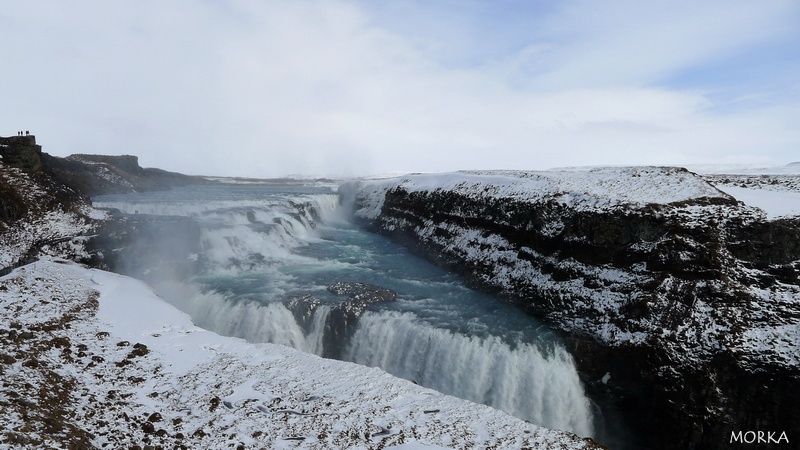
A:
347;179;800;450
0;135;43;172
285;295;324;332
0;178;26;226
285;282;396;359
324;282;397;357
326;281;397;313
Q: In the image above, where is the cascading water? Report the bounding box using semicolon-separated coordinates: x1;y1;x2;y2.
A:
94;182;597;438
346;310;594;435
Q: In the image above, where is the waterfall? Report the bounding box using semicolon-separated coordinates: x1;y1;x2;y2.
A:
344;310;595;437
94;184;598;439
96;192;343;271
174;288;595;436
167;283;331;356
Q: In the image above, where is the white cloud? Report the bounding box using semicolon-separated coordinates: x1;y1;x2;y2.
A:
0;0;798;177
497;0;799;89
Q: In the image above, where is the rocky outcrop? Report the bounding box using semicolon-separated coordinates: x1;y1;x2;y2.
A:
70;154;142;173
0;148;102;275
286;282;397;359
326;281;397;313
343;168;800;450
0;134;209;196
0;174;27;227
0;134;208;276
0;135;43;172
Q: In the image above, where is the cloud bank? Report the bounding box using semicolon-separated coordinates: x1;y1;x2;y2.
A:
1;0;798;177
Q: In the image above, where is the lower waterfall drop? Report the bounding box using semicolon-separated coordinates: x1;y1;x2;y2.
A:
344;310;595;437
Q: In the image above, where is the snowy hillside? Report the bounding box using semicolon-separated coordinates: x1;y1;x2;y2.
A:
0;164;105;272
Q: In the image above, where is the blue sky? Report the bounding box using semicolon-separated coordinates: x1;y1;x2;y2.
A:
1;0;798;177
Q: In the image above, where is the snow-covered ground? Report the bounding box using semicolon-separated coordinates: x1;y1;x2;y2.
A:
713;185;800;219
686;163;800;175
350;165;800;224
702;172;800;219
0;258;599;449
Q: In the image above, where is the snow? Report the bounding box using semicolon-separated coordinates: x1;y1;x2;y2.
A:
386;444;452;450
686;163;800;175
739;323;800;367
0;258;598;449
703;170;800;218
715;185;800;218
349;167;731;221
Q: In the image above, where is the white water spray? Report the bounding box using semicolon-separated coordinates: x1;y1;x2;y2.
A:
345;310;595;436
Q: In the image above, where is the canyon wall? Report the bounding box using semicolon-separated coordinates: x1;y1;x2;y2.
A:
344;168;800;449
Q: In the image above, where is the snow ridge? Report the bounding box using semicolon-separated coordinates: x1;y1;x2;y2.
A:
353;167;732;218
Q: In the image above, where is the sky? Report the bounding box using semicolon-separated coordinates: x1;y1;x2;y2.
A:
1;0;798;177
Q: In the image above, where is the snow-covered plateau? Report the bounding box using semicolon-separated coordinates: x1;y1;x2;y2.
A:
344;166;800;449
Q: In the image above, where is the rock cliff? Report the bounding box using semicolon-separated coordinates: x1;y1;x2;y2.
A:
343;168;800;449
45;153;210;195
0;134;209;195
0;134;210;275
0;138;102;275
0;135;43;172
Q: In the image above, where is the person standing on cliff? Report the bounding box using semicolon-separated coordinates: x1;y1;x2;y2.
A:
25;131;29;136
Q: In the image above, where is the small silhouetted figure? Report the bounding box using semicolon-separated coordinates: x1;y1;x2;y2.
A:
25;131;29;136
